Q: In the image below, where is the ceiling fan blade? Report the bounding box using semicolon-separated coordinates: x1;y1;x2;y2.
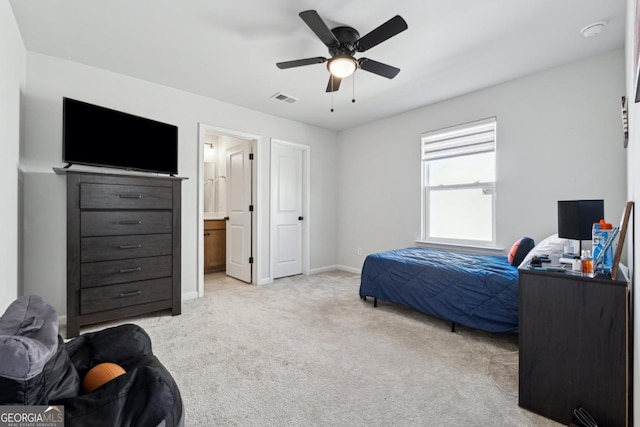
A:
299;10;339;47
276;57;327;69
326;75;342;92
358;58;400;79
356;15;408;52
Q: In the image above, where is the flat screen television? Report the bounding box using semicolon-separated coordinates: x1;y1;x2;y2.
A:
63;97;178;175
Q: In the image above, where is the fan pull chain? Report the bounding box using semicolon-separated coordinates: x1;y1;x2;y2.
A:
330;75;334;112
352;72;356;103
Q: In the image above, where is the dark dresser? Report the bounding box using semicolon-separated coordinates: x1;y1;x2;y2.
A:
518;267;630;426
55;168;184;337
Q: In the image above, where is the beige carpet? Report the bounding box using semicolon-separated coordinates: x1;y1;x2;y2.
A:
72;270;561;426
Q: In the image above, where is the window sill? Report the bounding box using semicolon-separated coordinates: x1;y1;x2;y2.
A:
414;240;504;255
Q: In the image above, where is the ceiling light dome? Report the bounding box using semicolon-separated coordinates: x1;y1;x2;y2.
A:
328;56;357;78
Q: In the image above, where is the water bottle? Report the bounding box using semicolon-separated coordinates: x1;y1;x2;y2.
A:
592;219;613;274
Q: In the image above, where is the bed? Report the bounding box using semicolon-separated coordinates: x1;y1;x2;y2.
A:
359;246;527;333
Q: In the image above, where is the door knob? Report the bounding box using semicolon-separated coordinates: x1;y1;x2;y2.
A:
224;216;230;221
298;216;304;221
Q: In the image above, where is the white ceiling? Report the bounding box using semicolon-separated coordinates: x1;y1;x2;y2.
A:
9;0;626;131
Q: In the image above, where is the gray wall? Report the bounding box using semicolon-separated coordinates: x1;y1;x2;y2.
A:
0;2;26;312
21;52;338;316
337;49;626;271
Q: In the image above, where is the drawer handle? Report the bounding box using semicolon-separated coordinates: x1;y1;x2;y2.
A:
119;194;143;199
119;290;142;298
119;267;142;274
117;220;142;225
119;244;142;249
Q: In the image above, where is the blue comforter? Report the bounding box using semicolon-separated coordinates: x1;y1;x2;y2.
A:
359;247;519;333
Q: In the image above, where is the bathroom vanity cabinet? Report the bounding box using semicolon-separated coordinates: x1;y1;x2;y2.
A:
204;219;226;273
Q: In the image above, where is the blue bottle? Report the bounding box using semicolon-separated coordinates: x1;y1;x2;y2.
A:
592;219;613;274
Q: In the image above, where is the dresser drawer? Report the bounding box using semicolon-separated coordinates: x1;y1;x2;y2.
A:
80;278;172;315
81;234;172;262
81;255;172;288
81;211;172;237
80;183;172;210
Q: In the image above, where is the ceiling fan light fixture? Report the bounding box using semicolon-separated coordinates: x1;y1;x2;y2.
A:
328;56;357;78
276;10;407;94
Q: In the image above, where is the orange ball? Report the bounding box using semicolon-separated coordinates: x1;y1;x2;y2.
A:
82;362;126;393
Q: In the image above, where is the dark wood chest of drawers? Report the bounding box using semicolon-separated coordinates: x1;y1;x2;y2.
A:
518;268;629;426
58;169;183;337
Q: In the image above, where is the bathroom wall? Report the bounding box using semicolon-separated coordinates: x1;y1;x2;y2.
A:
203;133;250;218
203;133;219;215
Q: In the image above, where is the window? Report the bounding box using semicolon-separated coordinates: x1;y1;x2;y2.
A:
421;117;496;246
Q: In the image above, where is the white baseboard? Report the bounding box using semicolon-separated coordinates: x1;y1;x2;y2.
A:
309;265;361;275
309;265;337;274
182;291;199;301
334;265;361;274
258;278;273;286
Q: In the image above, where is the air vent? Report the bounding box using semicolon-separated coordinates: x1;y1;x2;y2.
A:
271;92;298;104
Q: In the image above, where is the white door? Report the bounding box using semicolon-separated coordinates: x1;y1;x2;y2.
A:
272;142;303;279
226;141;252;283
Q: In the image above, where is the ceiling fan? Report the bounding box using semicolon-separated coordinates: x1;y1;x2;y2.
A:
276;10;408;93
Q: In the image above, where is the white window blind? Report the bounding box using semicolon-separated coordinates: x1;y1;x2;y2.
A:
422;118;496;161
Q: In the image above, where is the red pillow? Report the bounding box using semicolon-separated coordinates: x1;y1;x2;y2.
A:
508;237;535;266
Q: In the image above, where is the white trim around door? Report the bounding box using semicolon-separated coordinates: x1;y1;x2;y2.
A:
197;124;263;296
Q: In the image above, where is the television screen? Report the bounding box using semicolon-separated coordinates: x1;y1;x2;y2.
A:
63;97;178;175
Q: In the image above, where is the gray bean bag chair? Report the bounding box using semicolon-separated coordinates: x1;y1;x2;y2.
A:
0;295;184;427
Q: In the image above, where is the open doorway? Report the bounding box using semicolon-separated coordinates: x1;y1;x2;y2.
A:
198;124;259;296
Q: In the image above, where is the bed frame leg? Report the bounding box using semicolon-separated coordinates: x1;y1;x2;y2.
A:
451;322;456;333
374;298;378;308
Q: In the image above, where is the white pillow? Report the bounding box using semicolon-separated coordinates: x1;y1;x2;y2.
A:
518;233;568;269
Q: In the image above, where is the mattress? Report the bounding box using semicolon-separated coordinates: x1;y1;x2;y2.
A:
359;247;519;333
